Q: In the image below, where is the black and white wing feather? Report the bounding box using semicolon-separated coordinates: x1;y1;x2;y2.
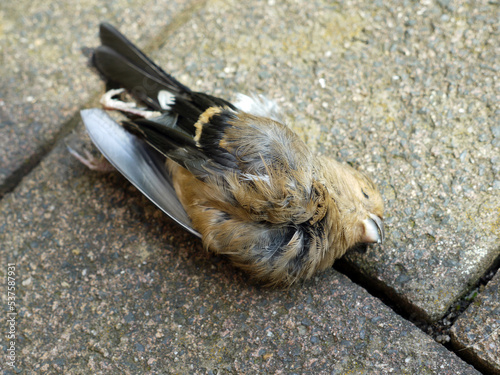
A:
80;108;201;238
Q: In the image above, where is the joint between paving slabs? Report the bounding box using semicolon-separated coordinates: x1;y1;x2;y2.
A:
0;0;207;199
333;254;500;372
0;112;85;200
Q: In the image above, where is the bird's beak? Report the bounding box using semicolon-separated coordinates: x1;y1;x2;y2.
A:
362;214;385;244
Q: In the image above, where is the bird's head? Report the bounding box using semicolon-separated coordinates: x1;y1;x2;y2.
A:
346;167;384;245
319;158;384;249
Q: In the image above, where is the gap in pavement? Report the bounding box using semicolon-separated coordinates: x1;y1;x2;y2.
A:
335;253;500;374
0;1;206;200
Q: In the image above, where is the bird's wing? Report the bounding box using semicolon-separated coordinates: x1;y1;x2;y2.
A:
93;23;298;179
80;108;201;238
121;107;312;185
91;22;319;224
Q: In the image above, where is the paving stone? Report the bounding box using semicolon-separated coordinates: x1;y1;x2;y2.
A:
0;0;202;196
0;135;479;373
335;0;500;322
0;0;498;372
140;0;498;322
1;0;497;326
451;270;500;374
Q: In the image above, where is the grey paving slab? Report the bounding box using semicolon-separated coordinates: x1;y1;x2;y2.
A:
334;0;499;321
451;270;500;374
0;0;498;372
0;133;479;373
140;0;499;322
1;0;496;326
0;0;203;196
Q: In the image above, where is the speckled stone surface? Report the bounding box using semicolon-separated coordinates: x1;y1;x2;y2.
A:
1;0;496;324
451;271;500;374
139;0;499;322
0;0;202;196
0;135;479;373
1;0;499;373
334;0;500;321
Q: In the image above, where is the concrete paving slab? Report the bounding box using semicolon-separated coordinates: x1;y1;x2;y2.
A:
451;270;500;374
138;0;499;322
0;134;479;373
0;0;498;372
0;0;203;196
325;1;500;321
1;0;497;326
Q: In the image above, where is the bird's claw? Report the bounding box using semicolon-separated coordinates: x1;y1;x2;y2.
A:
100;89;162;119
67;145;115;172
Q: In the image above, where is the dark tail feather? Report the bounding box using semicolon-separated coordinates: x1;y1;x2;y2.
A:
94;23;192;109
93;45;167;110
93;23;237;139
99;23;190;93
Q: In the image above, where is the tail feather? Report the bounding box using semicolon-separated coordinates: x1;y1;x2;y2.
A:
94;45;169;110
93;23;235;137
97;23;191;97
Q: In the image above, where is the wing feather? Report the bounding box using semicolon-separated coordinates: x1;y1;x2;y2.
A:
80;108;200;238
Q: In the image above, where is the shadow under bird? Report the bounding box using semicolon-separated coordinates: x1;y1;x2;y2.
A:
76;23;384;286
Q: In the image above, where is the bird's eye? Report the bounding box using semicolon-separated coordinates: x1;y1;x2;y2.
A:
362;189;369;199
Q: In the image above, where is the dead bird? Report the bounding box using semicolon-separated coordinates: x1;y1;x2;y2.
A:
75;23;384;286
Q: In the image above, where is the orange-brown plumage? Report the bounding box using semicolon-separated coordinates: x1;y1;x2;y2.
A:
79;23;385;286
166;114;383;285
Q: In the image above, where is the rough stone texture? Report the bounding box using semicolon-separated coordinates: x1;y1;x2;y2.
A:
140;0;499;322
333;0;500;322
0;0;202;196
0;0;496;324
451;271;500;374
0;136;479;373
0;0;498;373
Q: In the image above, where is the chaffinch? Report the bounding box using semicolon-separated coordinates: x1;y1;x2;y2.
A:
76;23;384;286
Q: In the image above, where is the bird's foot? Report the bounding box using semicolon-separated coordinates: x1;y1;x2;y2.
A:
67;146;115;172
100;88;162;119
